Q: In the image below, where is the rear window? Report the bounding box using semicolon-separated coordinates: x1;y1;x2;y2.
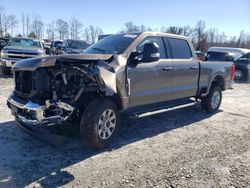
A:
168;38;192;59
206;52;236;61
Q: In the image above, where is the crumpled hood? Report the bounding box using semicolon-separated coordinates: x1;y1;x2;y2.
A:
13;54;114;71
3;46;43;54
13;53;117;96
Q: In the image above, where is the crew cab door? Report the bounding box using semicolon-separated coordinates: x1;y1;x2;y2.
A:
127;36;173;107
165;37;199;99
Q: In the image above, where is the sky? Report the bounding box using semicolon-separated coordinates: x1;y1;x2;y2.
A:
0;0;250;37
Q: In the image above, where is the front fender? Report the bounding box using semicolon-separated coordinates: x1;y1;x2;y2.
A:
98;66;117;96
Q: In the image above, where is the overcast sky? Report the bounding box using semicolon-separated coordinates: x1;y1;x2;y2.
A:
1;0;250;36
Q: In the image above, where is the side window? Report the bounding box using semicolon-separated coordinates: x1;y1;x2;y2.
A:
168;38;192;59
136;36;167;59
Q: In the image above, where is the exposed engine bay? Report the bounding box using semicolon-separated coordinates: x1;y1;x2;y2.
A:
8;57;116;126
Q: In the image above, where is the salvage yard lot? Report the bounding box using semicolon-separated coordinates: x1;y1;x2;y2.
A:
0;77;249;188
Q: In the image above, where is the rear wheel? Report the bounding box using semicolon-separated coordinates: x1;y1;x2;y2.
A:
234;69;245;80
201;85;222;113
80;98;120;149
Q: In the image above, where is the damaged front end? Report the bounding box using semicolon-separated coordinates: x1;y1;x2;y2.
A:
8;96;74;126
7;54;117;127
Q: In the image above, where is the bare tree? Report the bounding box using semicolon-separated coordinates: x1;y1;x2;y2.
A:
21;13;25;37
194;20;207;51
26;15;30;36
2;15;11;36
237;30;247;48
0;5;5;37
31;14;44;39
69;17;82;40
83;27;91;43
9;15;18;36
207;29;217;46
88;25;103;43
165;26;183;35
46;21;56;39
55;19;69;40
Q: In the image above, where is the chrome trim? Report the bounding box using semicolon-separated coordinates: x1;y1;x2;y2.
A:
126;67;131;96
7;96;74;126
3;53;38;58
134;103;195;118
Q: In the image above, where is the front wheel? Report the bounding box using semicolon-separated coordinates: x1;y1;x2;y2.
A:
80;98;120;149
0;66;11;76
201;85;222;113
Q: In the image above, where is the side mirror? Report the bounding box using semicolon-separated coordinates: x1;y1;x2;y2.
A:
142;42;160;62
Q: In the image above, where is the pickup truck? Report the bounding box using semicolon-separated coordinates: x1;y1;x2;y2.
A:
58;39;90;54
7;32;234;148
0;37;47;75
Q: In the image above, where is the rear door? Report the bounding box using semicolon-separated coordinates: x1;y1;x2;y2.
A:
165;37;199;99
128;36;174;107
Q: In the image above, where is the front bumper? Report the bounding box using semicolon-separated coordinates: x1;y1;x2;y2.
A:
0;58;19;67
7;94;74;126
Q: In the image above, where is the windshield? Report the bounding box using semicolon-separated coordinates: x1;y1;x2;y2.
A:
9;38;42;48
67;40;89;49
83;34;139;54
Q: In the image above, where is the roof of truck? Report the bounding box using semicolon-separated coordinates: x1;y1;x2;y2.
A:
208;47;250;55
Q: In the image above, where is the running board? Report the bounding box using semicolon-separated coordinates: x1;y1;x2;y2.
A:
130;101;197;119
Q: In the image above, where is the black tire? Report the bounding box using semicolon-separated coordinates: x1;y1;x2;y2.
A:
234;69;245;81
80;98;120;149
0;66;11;76
201;85;222;113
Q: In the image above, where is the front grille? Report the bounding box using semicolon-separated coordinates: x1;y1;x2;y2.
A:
8;55;33;59
15;71;33;96
8;51;39;56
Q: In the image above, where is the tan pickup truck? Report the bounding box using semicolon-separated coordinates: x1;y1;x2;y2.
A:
7;32;234;148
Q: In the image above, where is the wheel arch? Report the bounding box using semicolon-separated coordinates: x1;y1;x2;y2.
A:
211;74;225;91
199;74;225;97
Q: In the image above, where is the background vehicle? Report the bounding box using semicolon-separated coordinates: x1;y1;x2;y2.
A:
0;37;46;75
195;51;206;61
206;47;250;81
58;39;90;54
50;40;63;55
0;37;11;51
7;32;234;149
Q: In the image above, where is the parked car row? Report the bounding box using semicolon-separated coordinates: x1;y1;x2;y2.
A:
0;37;91;75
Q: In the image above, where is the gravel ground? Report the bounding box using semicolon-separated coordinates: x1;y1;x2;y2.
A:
0;77;249;188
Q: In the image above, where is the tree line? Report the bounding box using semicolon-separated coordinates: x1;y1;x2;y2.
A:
0;4;249;50
0;5;104;43
121;21;250;51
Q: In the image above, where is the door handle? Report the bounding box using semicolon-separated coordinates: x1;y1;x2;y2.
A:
190;66;199;70
162;67;173;71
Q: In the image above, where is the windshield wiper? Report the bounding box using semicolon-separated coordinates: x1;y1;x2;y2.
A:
92;47;106;54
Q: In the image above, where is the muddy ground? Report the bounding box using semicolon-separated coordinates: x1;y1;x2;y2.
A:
0;77;249;188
